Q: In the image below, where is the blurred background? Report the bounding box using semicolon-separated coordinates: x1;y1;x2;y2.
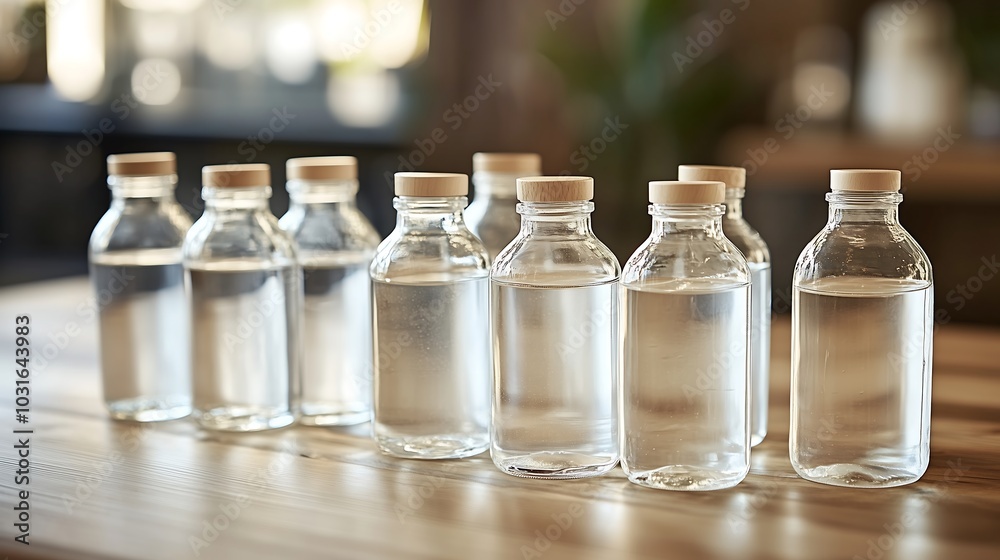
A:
0;0;997;322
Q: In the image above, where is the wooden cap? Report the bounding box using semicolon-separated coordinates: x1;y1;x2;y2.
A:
677;165;746;188
202;163;271;188
287;156;357;181
107;152;176;177
516;176;593;201
830;169;901;192
649;181;726;204
473;153;542;174
394;172;468;196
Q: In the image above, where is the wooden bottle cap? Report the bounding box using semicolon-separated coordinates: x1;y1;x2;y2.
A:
677;165;746;188
394;172;468;196
107;152;176;177
649;181;726;204
202;163;271;188
516;176;594;201
286;156;357;181
472;153;542;174
830;169;901;192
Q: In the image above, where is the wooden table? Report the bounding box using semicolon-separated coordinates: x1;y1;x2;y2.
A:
1;278;998;560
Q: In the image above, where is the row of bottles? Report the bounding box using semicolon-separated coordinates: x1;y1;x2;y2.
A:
89;152;932;491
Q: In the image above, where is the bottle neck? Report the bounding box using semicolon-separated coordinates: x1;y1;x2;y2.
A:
724;187;744;220
826;191;902;225
202;186;272;211
287;178;359;208
108;175;176;207
649;204;725;238
472;171;519;199
394;196;469;231
517;201;594;236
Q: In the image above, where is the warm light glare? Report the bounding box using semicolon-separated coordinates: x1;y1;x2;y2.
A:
326;69;400;127
316;0;368;62
369;0;424;69
200;14;256;71
131;58;182;105
265;16;317;84
118;0;203;13
132;12;194;58
47;0;105;102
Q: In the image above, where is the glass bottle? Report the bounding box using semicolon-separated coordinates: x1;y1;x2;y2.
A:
791;169;932;488
183;164;301;432
679;165;770;447
466;152;542;261
370;172;491;459
89;152;192;421
621;181;751;491
279;156;381;426
490;176;619;479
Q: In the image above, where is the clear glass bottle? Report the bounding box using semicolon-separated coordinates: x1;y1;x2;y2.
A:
679;165;770;447
183;164;301;432
89;152;192;422
791;169;933;488
621;181;751;491
466;152;541;261
371;172;491;459
490;176;619;479
279;156;380;426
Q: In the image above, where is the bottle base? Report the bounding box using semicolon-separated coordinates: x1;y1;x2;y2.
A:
377;434;489;460
493;451;618;479
751;431;766;447
300;407;370;427
626;465;747;491
793;463;923;488
107;398;191;422
194;406;296;432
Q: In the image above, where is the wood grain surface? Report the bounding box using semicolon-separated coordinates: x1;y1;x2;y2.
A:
1;278;998;560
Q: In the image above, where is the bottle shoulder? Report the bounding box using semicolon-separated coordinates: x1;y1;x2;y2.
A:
490;233;620;286
89;202;192;256
370;227;489;281
722;217;770;263
621;234;750;288
278;205;381;254
794;222;933;285
184;209;297;265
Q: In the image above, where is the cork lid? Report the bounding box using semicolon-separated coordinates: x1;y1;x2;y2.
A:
830;169;901;192
395;172;468;197
473;153;542;174
516;176;593;202
677;165;746;188
287;156;357;181
649;181;726;204
202;163;271;188
107;152;176;177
